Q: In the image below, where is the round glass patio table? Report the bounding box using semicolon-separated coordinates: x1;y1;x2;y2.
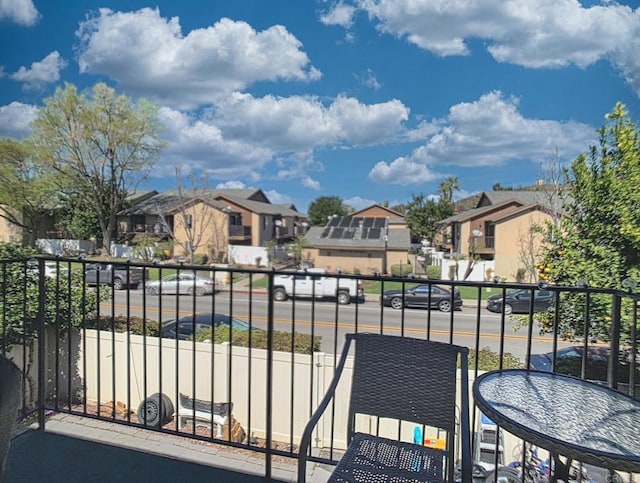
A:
473;369;640;474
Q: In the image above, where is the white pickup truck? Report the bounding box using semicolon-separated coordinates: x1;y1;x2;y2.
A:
272;269;364;305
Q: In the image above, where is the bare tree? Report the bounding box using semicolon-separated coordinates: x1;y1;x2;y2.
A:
156;167;227;263
516;149;566;281
517;223;545;282
536;148;565;227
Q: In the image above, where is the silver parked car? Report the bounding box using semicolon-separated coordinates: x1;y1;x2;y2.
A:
145;272;220;296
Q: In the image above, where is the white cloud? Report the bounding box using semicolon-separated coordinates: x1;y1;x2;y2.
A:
10;51;67;90
369;91;595;185
369;157;439;185
0;0;39;26
264;189;294;205
319;2;357;27
344;196;377;210
76;8;322;109
155;93;409;183
352;0;640;94
357;68;381;90
215;180;250;190
154;92;409;191
0;101;37;137
302;177;321;190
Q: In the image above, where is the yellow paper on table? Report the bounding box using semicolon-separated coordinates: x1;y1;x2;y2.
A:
423;438;446;450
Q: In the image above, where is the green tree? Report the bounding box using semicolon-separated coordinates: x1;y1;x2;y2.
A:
307;195;349;226
536;103;640;341
57;191;103;241
404;185;456;245
30;82;166;253
405;193;440;244
0;138;59;246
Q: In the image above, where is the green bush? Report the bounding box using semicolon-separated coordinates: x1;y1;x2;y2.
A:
84;315;159;336
0;243;105;347
391;263;412;277
426;265;441;279
192;253;209;265
195;327;321;354
469;347;523;371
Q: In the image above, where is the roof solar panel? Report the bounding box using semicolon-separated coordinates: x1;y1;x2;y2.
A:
342;229;355;239
320;227;330;238
328;216;341;227
339;217;351;227
350;217;362;228
368;227;381;239
373;218;386;228
363;218;374;228
330;227;344;238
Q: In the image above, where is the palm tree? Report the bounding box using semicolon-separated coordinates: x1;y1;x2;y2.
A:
438;177;460;203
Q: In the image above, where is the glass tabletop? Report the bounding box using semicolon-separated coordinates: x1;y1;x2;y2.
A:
473;369;640;472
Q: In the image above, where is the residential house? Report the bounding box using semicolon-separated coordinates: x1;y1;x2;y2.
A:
117;188;307;261
0;205;22;243
301;207;411;274
437;189;558;282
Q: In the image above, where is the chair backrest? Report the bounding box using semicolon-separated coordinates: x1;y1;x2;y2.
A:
0;355;22;480
347;333;468;434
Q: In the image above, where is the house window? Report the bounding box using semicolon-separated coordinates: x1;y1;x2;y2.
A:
263;217;267;230
185;214;193;229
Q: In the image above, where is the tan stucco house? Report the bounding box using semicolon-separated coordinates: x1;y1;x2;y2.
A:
301;207;411;275
117;189;307;261
437;190;557;282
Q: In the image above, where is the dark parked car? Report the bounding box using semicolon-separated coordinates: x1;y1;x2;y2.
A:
161;313;250;340
486;289;553;315
381;284;462;312
529;346;609;373
85;263;144;290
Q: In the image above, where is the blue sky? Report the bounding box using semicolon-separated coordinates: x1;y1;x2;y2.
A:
1;1;639;213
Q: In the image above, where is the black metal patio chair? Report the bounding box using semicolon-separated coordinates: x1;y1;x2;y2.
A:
0;354;22;480
297;333;472;483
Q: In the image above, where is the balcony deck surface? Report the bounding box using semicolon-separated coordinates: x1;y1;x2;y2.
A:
6;413;330;482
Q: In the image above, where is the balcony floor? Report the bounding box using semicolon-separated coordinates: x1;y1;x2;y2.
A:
6;413;325;483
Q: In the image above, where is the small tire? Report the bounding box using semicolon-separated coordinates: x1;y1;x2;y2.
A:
337;291;350;305
146;286;157;295
195;287;206;296
503;303;513;315
137;393;170;427
113;277;124;290
273;288;287;302
438;299;452;312
390;297;403;310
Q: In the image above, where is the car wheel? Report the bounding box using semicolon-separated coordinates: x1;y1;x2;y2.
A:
438;300;452;312
503;304;513;315
390;297;403;310
273;288;287;302
146;286;157;295
195;287;206;296
337;291;350;305
137;393;168;427
113;277;124;290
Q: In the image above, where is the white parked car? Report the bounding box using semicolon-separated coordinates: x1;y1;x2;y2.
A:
43;261;70;278
145;273;220;296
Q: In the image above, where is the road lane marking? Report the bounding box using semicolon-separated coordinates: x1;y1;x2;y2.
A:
103;303;552;342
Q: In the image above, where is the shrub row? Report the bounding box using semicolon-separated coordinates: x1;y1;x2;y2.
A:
195;327;321;355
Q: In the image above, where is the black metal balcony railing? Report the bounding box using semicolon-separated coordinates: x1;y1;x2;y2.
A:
228;225;251;237
1;257;639;480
